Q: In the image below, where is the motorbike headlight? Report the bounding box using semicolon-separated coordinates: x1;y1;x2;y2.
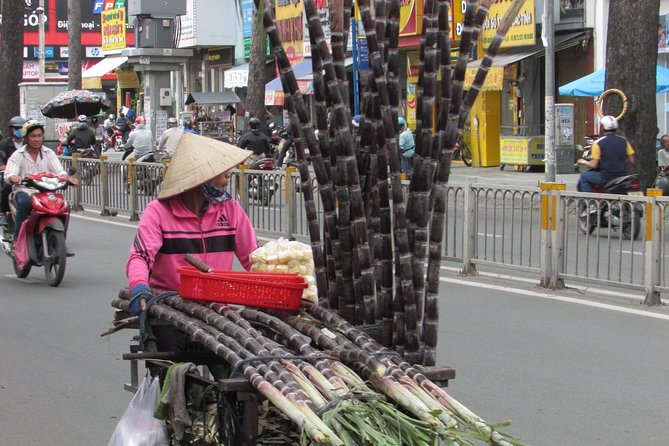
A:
34;177;65;190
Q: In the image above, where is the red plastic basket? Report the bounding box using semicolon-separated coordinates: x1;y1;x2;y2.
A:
178;266;307;311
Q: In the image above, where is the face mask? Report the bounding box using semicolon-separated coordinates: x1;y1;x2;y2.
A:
199;182;230;204
13;129;23;138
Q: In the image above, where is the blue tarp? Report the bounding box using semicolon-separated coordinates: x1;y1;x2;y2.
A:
558;65;669;96
265;58;313;91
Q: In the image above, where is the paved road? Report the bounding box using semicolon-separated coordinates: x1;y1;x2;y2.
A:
0;214;667;444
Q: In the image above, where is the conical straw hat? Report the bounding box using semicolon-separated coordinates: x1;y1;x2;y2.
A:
158;132;252;200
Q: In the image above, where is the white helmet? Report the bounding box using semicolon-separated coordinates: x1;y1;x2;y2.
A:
600;115;618;131
77;114;88;123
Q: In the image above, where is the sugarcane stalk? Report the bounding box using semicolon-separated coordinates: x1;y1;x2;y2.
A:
112;298;339;445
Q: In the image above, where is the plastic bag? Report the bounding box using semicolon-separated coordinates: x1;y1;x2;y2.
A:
108;376;169;446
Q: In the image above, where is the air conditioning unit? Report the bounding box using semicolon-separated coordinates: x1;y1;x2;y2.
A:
159;88;173;106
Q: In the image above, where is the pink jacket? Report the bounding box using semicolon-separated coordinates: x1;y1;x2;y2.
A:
126;196;259;292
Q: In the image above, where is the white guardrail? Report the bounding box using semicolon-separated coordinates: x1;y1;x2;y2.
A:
59;155;667;305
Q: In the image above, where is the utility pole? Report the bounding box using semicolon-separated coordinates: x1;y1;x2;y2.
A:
68;0;83;90
38;0;45;82
544;0;555;182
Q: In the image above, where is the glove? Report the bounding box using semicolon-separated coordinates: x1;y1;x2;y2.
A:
129;283;152;317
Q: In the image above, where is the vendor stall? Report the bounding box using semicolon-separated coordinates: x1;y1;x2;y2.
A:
185;90;240;140
499;135;545;171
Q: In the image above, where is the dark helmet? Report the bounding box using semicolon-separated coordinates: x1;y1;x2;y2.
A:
9;116;26;129
249;117;261;131
22;119;45;136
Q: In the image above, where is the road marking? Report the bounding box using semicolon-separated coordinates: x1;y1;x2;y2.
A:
70;213;138;229
439;276;669;320
440;265;645;301
4;274;40;283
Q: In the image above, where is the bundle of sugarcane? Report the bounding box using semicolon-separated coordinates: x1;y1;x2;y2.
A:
112;293;524;445
254;0;526;365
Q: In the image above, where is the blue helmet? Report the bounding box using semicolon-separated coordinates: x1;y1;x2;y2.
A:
398;117;406;126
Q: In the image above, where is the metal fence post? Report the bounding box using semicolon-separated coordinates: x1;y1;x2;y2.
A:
550;184;566;289
99;155;111;216
238;165;250;212
71;153;83;211
128;158;139;221
461;177;477;276
285;167;298;240
539;182;556;288
643;189;662;305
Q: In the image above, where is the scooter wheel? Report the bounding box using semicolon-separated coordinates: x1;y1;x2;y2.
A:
44;230;67;287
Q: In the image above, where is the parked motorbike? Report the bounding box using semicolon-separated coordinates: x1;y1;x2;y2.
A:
247;155;278;206
0;169;76;286
72;146;99;185
576;145;643;240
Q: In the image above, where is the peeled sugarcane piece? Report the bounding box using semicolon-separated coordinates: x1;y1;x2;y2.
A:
250;239;318;303
111;298;341;445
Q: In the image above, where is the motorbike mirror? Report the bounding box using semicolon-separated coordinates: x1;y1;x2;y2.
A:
67;167;77;176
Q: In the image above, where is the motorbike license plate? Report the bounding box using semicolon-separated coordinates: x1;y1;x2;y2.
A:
628;191;644;196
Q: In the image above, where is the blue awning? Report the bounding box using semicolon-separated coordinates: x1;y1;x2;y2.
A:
559;65;669;96
265;58;314;91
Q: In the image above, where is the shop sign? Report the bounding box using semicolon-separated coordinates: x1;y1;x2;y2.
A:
500;136;545;165
400;0;422;37
93;1;125;14
116;69;140;89
303;0;331;56
407;51;420;83
207;47;233;68
357;37;369;71
464;66;505;91
101;8;126;51
275;0;305;65
481;0;535;49
406;83;417;130
24;0;50;31
450;1;466;42
82;77;103;90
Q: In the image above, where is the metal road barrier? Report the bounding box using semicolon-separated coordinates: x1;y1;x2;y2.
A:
60;154;667;304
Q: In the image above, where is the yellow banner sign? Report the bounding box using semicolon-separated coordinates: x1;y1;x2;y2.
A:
101;8;127;51
500;136;545;165
481;0;535;49
116;70;140;89
82;77;102;90
464;66;505;91
275;0;304;64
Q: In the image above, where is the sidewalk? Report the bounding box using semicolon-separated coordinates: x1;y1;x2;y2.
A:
449;160;580;190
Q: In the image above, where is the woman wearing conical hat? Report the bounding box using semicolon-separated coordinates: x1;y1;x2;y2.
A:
125;133;257;330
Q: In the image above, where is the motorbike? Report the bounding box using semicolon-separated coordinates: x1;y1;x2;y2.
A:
576;145;643;240
123;146;170;196
102;126;126;152
1;169;76;286
246;155;278;206
274;125;297;167
72;146;99;185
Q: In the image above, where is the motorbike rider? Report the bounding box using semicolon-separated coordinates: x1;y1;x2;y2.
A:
126;133;256;373
122;116;153;161
4;120;78;243
0;116;26;225
655;134;669;195
67;115;97;156
238;117;271;163
577;115;635;214
115;114;132;141
182;119;200;135
157;117;182;157
103;113;116;135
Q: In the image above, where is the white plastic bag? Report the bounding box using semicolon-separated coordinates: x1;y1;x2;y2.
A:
108;376;169;446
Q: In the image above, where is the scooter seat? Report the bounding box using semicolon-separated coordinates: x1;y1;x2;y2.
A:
603;174;640;193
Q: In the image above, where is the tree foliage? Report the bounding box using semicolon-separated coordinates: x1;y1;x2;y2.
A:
0;0;25;133
605;0;661;190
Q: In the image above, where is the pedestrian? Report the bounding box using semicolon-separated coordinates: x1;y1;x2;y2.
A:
655;134;669;195
398;117;415;174
125;133;256;369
